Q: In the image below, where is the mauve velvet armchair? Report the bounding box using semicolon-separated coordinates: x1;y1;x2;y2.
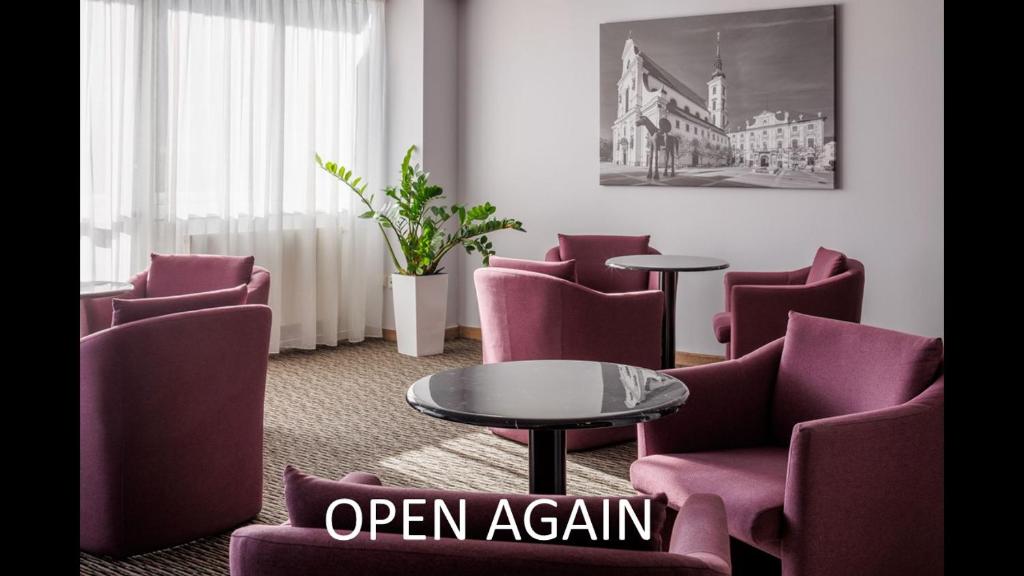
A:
80;254;271;337
229;472;732;576
712;248;864;359
543;239;661;293
631;313;944;576
475;267;663;450
80;304;273;557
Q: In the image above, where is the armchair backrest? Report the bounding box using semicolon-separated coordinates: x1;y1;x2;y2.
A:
770;312;944;444
146;253;257;298
545;236;661;293
474;267;663;369
806;246;847;284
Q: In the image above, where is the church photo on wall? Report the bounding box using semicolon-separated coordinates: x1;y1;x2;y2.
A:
600;5;836;189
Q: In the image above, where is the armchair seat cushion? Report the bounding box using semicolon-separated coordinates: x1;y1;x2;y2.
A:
630;447;788;556
712;312;731;343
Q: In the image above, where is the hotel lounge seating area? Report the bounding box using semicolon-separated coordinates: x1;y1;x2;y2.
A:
80;1;944;575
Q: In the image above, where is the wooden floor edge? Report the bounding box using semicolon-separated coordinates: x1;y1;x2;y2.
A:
674;350;725;367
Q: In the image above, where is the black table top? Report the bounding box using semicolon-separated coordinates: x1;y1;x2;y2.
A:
605;254;729;272
406;360;688;430
80;281;135;299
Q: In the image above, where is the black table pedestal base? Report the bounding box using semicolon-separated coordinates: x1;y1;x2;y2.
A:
529;430;566;494
659;271;679;369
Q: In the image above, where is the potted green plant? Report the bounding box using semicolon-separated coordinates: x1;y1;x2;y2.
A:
316;145;525;356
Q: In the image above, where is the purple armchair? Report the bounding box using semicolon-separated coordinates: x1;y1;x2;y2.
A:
631;313;944;576
475;266;663;450
543;234;661;293
712;247;864;359
80;253;271;337
229;470;732;576
80;304;273;557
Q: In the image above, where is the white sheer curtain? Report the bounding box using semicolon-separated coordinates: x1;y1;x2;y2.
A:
80;0;386;352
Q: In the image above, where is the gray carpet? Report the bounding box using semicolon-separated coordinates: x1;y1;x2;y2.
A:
80;338;638;575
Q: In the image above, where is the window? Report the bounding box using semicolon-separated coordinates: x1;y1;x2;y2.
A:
791;139;798;149
807;138;816;148
684;105;690;114
686;125;690;133
776;140;782;149
808;124;816;131
81;0;388;350
713;99;718;110
712;86;717;95
792;126;799;134
625;91;629;111
776;128;783;134
676;120;680;128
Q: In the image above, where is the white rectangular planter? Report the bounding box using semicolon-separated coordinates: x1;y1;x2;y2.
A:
392;273;448;357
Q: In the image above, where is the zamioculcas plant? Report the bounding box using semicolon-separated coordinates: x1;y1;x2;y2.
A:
315;145;525;275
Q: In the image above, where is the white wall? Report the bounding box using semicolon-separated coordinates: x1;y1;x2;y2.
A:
457;0;944;355
423;0;461;330
384;0;461;330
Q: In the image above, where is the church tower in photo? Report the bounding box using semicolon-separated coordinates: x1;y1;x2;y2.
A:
707;32;727;129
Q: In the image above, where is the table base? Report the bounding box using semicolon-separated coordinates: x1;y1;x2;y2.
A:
529;430;566;494
659;271;678;369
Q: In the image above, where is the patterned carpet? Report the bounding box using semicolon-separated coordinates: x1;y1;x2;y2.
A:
80;338;639;575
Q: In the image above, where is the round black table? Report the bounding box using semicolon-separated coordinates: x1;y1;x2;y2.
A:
605;255;729;369
80;281;134;299
406;360;688;495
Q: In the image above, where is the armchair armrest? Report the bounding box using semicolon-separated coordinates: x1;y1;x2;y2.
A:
724;267;808;311
543;245;561;261
646;246;662;291
79;270;149;337
247;265;271;305
129;269;149;295
730;270;862;359
783;376;943;576
668;494;731;576
637;338;782;457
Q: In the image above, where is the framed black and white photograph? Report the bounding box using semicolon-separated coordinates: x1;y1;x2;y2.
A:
600;5;836;188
